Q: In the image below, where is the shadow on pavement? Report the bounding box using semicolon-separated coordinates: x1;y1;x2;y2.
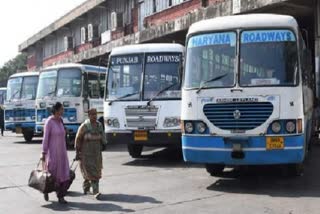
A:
123;147;202;169
42;201;134;212
13;139;42;144
98;193;162;204
207;143;320;198
67;192;162;204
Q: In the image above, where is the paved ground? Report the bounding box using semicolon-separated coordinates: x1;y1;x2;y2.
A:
0;132;320;214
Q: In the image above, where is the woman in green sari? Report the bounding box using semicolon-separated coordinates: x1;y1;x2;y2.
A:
75;108;107;199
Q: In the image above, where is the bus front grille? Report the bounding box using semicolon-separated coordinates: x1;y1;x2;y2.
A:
125;106;158;128
203;102;273;131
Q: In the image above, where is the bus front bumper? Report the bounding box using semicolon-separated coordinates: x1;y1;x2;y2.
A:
106;130;181;147
182;135;305;165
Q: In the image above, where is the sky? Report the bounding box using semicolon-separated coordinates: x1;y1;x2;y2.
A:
0;0;87;67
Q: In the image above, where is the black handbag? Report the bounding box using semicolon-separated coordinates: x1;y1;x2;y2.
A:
66;159;78;190
28;160;55;193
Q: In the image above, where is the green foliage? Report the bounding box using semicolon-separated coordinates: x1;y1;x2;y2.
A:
0;53;27;87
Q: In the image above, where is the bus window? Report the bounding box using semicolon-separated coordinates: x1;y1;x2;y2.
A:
88;73;100;98
239;30;298;86
185;32;237;89
21;76;38;100
57;68;81;97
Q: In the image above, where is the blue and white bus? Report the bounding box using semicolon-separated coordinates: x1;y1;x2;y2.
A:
4;72;39;141
35;63;107;146
104;43;184;158
181;14;314;176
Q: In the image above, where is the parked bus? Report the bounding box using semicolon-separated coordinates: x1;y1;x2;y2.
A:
35;63;107;146
105;43;184;158
4;72;39;141
181;14;314;176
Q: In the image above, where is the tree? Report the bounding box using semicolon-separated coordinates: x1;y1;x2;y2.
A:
0;53;27;87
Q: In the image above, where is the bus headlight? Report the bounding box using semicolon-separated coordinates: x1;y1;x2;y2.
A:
271;121;281;133
63;101;70;107
196;122;207;134
286;121;296;133
185;122;194;133
68;115;77;122
106;118;120;128
112;119;120;128
40;102;46;108
163;117;180;128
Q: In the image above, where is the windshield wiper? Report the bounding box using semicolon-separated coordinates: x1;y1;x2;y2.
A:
10;89;21;100
196;73;229;94
147;82;178;106
108;92;139;106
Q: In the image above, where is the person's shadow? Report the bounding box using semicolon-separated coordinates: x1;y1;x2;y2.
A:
42;201;134;212
43;193;162;212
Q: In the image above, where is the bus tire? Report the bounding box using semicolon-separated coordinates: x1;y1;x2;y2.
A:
205;164;225;176
128;144;143;158
288;163;304;176
23;130;34;142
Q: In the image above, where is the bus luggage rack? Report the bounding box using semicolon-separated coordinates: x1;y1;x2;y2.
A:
125;106;158;128
203;102;274;131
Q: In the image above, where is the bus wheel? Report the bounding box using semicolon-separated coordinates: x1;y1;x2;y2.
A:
205;164;225;176
128;144;143;158
288;163;304;176
23;130;34;142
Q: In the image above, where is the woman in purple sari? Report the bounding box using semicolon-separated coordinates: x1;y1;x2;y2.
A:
40;102;70;204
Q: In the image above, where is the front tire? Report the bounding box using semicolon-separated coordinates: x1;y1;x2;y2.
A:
287;163;304;176
23;130;34;142
205;164;225;176
128;144;143;158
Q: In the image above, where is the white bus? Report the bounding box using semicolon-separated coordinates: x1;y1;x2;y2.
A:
35;63;107;145
4;72;39;141
104;43;184;158
182;14;314;176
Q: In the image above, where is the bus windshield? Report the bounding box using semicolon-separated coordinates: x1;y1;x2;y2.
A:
240;30;298;86
185;32;237;89
21;76;38;100
106;54;142;100
56;68;81;97
37;70;57;98
7;77;23;100
143;53;181;100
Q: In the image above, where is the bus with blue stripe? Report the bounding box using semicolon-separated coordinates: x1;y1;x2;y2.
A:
4;72;39;141
181;14;314;176
35;63;107;146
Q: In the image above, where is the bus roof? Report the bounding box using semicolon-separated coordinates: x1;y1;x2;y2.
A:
188;14;298;36
9;71;39;78
110;43;184;56
42;63;107;73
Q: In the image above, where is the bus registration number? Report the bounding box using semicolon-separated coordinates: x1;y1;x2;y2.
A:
266;137;284;150
134;131;148;141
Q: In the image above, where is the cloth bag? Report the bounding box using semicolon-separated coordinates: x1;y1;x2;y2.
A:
28;160;55;193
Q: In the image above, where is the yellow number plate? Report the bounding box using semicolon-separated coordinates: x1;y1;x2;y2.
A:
16;127;22;134
134;131;148;141
266;137;284;150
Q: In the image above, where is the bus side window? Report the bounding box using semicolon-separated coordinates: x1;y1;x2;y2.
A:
88;73;100;98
